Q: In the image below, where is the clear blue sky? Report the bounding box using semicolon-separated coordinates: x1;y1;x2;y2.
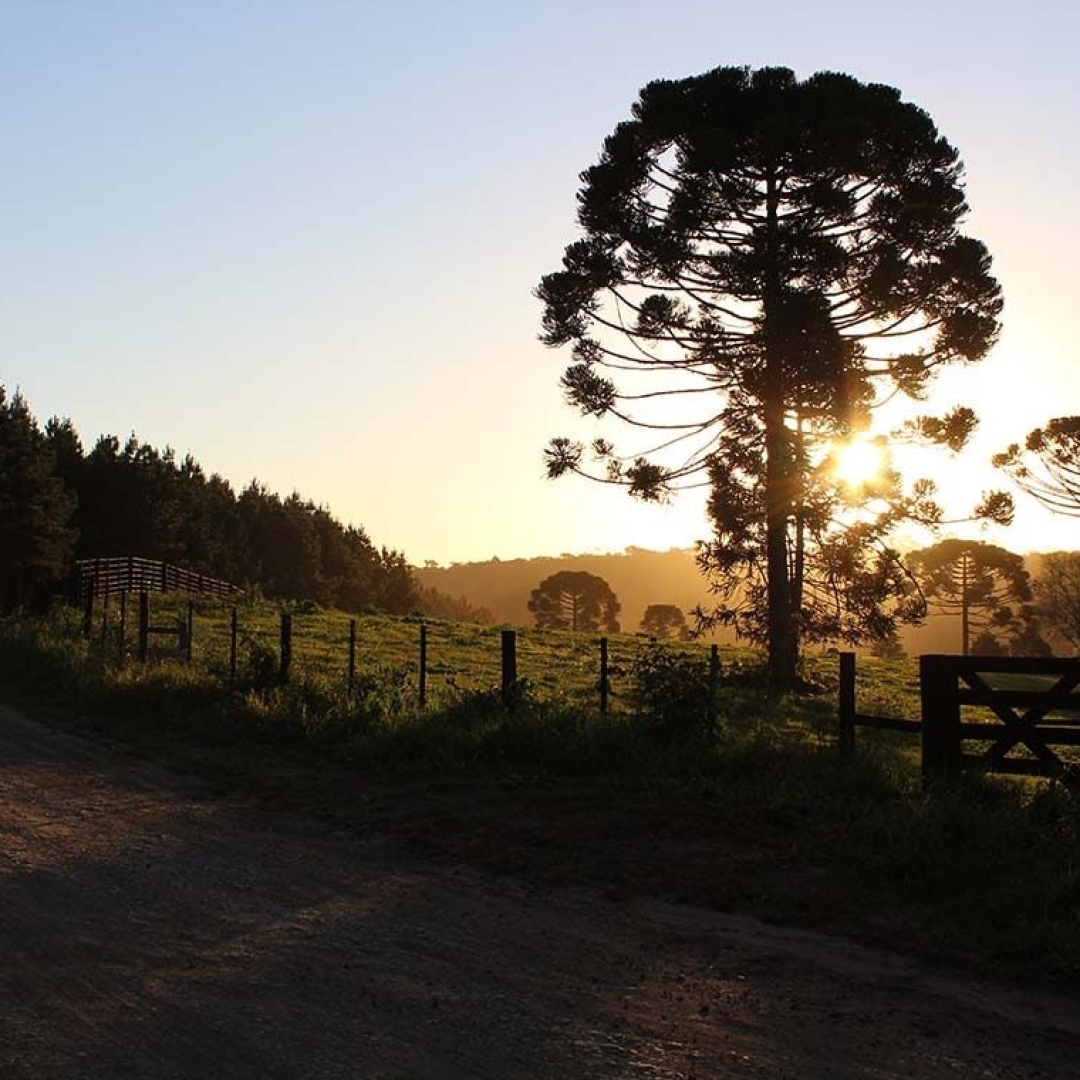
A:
2;1;1077;563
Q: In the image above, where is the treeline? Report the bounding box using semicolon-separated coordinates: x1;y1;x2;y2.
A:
0;383;490;621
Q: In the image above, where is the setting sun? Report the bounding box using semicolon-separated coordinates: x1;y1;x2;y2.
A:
832;435;888;490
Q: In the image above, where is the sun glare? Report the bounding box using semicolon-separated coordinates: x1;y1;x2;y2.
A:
832;436;887;490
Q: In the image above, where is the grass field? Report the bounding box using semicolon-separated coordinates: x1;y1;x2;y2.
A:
88;589;926;718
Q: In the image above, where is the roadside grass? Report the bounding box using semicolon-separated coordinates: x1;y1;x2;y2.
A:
1;601;1079;989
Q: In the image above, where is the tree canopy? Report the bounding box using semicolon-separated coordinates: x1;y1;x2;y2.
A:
639;603;688;639
995;417;1080;518
1033;552;1080;653
537;65;1005;685
528;570;621;632
908;539;1033;656
0;388;76;608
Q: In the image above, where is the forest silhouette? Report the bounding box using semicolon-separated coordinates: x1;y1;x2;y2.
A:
0;384;484;621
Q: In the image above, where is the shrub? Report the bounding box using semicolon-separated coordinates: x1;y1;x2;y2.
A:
629;643;715;742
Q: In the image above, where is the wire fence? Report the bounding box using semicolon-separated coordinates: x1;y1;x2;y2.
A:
85;591;720;714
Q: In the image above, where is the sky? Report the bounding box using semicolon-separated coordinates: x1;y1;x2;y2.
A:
1;0;1077;566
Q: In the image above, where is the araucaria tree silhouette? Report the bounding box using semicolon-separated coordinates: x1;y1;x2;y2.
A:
537;65;1007;687
528;571;621;632
908;540;1033;656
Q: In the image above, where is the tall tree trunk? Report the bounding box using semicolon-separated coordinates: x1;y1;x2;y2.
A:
791;414;807;666
763;404;794;687
762;170;795;689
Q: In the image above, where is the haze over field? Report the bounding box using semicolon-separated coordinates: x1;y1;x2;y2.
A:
2;1;1077;565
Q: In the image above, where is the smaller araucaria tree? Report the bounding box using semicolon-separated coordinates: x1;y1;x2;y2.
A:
528;571;621;633
907;539;1032;656
639;604;689;639
994;417;1080;518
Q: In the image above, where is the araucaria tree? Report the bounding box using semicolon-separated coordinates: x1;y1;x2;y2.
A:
528;571;621;632
995;418;1080;518
537;66;1006;686
908;540;1033;656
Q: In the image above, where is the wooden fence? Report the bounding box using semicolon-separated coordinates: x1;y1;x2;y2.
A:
76;557;239;603
839;651;1080;788
76;557;240;644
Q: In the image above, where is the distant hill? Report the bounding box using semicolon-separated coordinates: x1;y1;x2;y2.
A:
414;547;725;638
416;548;1078;656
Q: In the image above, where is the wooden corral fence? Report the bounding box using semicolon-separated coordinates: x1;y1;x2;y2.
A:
76;557;240;661
76;557;238;603
839;652;1080;788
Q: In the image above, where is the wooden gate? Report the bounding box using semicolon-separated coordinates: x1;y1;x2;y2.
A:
839;653;1080;788
920;655;1080;785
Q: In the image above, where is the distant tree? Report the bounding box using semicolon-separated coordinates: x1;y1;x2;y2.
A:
537;64;1007;688
1033;552;1080;653
995;418;1080;517
0;387;76;607
528;571;620;632
908;540;1032;655
377;548;422;615
639;603;688;639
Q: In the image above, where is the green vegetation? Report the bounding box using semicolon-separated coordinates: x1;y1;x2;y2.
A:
2;597;1079;991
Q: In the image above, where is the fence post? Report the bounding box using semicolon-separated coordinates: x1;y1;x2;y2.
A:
138;592;149;662
920;654;961;784
118;591;127;665
348;618;357;696
708;644;721;728
185;601;194;663
279;612;292;684
501;629;518;708
100;591;110;649
161;562;168;593
229;607;238;686
419;622;428;707
82;583;93;639
599;636;609;714
838;651;856;759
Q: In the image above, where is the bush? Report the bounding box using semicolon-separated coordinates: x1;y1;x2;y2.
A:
629;643;715;742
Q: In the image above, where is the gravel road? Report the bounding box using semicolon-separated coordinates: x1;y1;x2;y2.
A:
2;700;1078;1079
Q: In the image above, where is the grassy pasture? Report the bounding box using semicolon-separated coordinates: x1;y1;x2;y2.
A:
139;591;718;712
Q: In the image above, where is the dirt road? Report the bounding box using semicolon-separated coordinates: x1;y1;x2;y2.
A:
1;700;1078;1079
